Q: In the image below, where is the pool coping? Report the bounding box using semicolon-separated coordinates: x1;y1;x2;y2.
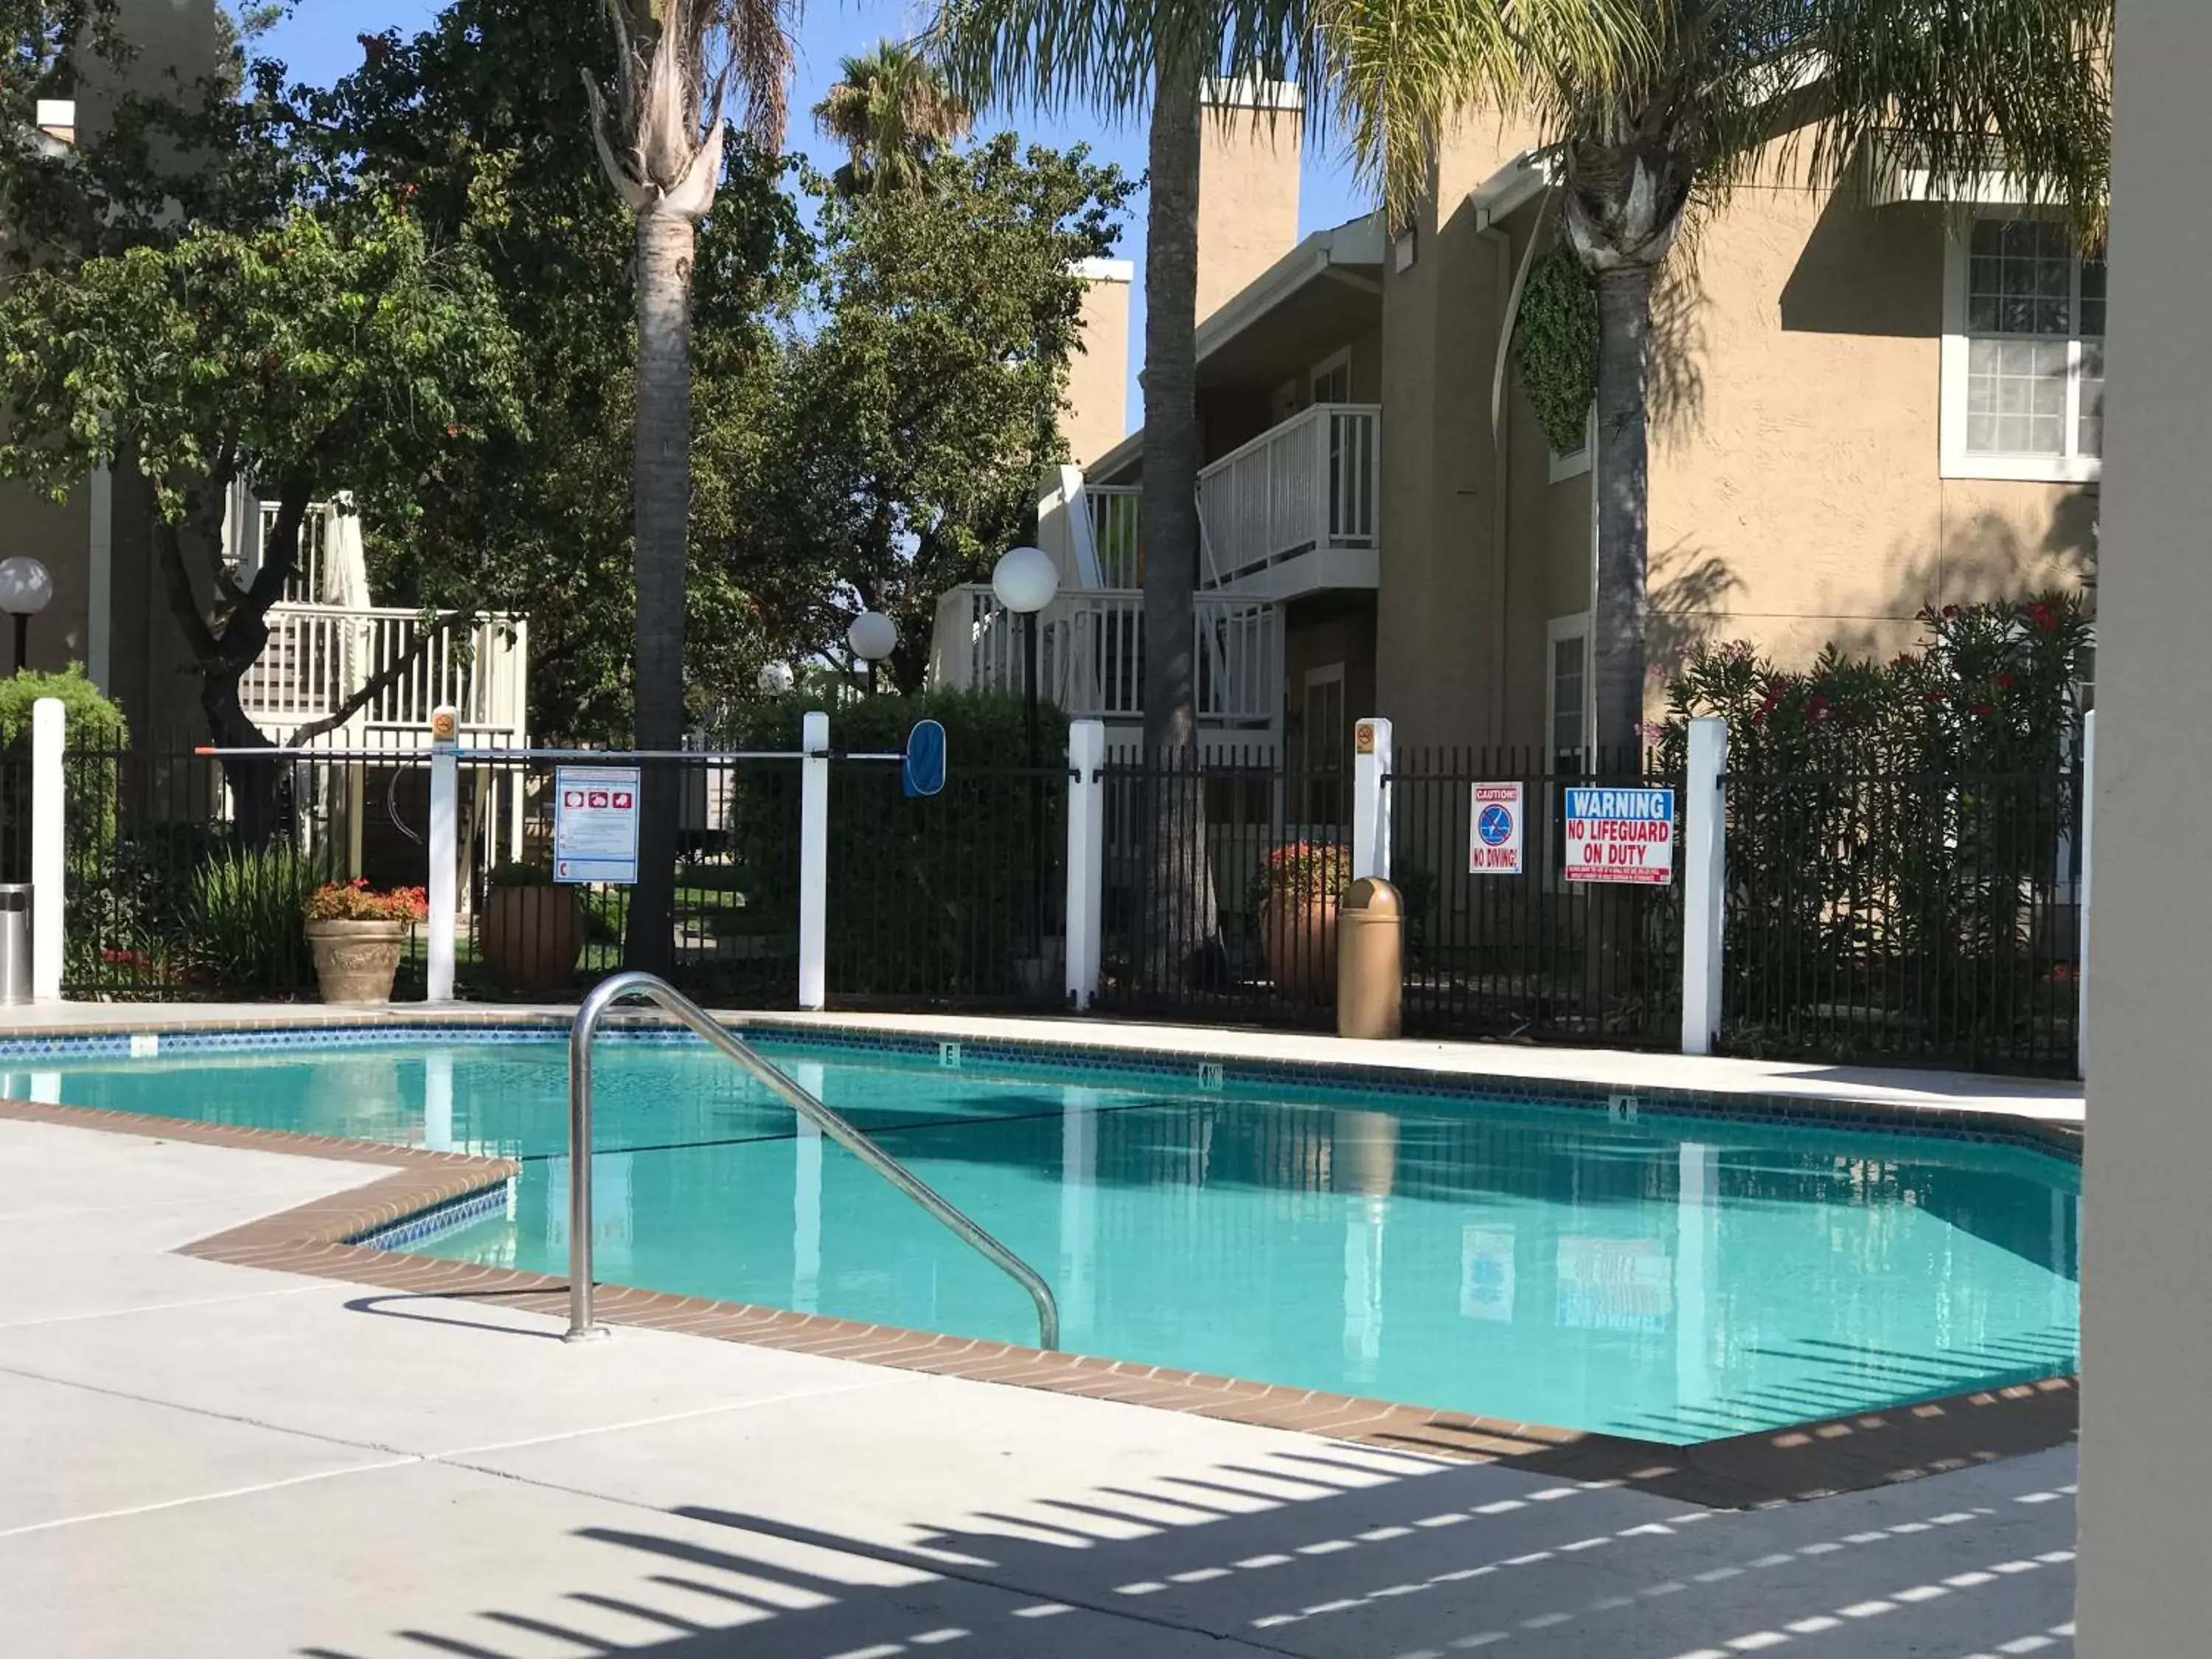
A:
0;1006;2084;1160
0;1085;2081;1512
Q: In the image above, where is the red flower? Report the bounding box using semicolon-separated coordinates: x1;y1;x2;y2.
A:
1941;605;1960;619
1972;702;1997;717
1994;673;2015;689
2028;602;2059;635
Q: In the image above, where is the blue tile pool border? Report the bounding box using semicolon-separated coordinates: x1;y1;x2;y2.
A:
349;1175;516;1251
0;1011;2082;1164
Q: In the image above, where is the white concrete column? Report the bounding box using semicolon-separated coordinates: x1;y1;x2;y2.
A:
799;711;830;1010
1681;717;1728;1056
1064;720;1107;1009
30;697;65;1000
425;705;459;1002
2078;709;2096;1081
1353;717;1392;882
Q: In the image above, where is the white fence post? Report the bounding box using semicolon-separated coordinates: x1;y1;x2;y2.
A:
425;704;458;1002
1353;717;1393;882
1065;720;1106;1009
30;697;64;1000
1681;716;1728;1056
799;710;830;1010
2079;709;2096;1081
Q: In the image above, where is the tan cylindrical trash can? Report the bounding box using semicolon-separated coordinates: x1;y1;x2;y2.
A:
1337;877;1403;1040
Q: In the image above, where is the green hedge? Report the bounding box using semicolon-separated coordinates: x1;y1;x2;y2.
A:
721;691;1068;998
0;667;127;880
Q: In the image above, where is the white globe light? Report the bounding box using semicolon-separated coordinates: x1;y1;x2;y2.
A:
755;660;795;695
846;610;898;663
0;556;55;616
991;545;1060;615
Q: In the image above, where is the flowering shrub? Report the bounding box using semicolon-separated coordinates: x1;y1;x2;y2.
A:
1253;841;1349;908
1651;594;2091;1063
304;880;429;923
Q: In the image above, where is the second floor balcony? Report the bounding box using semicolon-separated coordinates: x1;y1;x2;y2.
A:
1071;403;1383;602
930;585;1281;740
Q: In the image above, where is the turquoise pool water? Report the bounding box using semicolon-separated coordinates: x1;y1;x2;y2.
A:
13;1035;2080;1444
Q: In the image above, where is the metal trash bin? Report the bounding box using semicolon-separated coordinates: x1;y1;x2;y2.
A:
0;884;31;1005
1337;877;1403;1041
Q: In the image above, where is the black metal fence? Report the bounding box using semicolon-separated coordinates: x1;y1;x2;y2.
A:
1722;760;2082;1074
1095;745;1680;1047
1394;748;1681;1047
45;731;2083;1074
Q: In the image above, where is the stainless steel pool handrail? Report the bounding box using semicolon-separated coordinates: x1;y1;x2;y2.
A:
564;970;1060;1349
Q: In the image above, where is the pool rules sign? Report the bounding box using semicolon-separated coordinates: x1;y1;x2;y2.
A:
1469;783;1526;874
1563;786;1677;886
554;765;641;885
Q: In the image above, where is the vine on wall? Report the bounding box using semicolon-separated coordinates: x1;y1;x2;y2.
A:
1514;244;1599;454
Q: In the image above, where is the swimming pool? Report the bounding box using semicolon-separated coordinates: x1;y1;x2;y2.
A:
9;1030;2079;1444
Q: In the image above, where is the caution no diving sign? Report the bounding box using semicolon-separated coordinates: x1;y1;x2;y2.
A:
1563;787;1676;886
1468;783;1525;875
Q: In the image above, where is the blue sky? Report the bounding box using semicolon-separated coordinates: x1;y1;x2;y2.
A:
253;0;1373;437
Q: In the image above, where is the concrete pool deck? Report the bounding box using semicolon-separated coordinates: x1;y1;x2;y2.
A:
1;1113;2080;1658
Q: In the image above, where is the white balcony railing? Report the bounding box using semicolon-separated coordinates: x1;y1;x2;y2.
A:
931;586;1279;729
1196;402;1379;588
240;605;529;749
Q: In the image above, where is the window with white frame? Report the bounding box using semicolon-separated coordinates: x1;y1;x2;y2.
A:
1545;615;1590;768
1944;217;2107;483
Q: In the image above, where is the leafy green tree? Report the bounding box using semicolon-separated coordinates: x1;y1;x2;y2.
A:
748;136;1132;695
1318;0;2110;755
302;0;811;745
582;0;796;968
813;40;971;197
0;201;526;837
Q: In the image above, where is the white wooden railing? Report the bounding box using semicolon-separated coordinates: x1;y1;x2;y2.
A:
931;586;1279;728
240;605;529;749
1195;402;1379;588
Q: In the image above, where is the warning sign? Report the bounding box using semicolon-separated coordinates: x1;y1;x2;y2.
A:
1468;782;1525;875
1563;787;1676;886
554;764;641;886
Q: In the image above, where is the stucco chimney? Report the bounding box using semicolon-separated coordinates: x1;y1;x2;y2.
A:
1197;79;1303;324
1064;259;1133;469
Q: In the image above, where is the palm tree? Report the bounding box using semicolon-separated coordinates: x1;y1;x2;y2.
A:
813;41;971;196
935;0;1640;981
1318;0;2110;755
583;0;793;969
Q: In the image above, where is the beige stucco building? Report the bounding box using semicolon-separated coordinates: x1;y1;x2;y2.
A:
935;88;2101;773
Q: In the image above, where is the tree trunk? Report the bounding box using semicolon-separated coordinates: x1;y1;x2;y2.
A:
624;206;698;973
1138;57;1220;988
1590;264;1655;761
156;474;312;848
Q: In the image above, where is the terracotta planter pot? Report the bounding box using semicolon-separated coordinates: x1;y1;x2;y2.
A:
305;919;408;1005
479;886;585;993
1261;891;1339;1003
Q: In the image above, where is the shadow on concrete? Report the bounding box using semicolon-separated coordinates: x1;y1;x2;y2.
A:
285;1374;2080;1658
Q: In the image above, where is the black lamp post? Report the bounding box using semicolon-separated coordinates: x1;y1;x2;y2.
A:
992;546;1060;967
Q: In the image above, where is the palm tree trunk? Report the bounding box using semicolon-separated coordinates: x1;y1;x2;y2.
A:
1590;263;1655;759
1138;57;1220;988
624;206;696;973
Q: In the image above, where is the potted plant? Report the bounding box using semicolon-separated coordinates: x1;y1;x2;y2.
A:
479;860;584;992
303;879;428;1004
1255;841;1349;1002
